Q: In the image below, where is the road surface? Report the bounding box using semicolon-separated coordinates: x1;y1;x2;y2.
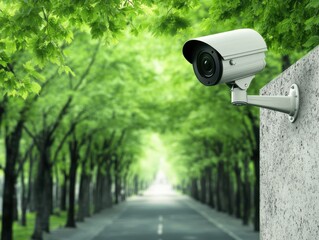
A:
93;184;257;240
45;185;259;240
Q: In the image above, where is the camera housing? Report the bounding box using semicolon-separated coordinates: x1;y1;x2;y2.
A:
182;29;267;89
182;29;300;123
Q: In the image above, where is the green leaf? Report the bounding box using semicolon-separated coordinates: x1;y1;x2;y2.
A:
30;81;41;94
303;36;319;48
23;61;45;82
306;0;319;8
59;65;76;77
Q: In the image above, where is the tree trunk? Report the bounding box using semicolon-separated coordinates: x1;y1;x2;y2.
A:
28;152;35;213
84;175;91;217
134;175;139;195
32;153;46;240
117;177;122;203
253;151;260;231
94;169;102;213
223;169;229;213
191;178;199;200
28;152;36;212
281;54;291;71
101;175;107;208
207;167;215;208
77;169;86;222
216;162;224;211
78;170;91;218
226;171;234;215
32;144;52;239
13;187;19;222
60;172;68;211
1;159;16;240
42;169;52;232
200;173;207;204
242;157;251;225
106;167;113;208
20;166;27;226
114;156;120;204
247;110;260;231
65;140;78;228
234;162;242;219
122;176;127;201
1;120;23;240
54;164;59;213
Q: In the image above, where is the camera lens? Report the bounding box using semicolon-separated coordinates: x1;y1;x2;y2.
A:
197;52;216;78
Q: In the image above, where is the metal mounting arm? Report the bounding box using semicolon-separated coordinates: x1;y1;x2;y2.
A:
231;84;300;122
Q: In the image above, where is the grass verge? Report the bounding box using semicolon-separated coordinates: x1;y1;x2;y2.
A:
0;211;67;240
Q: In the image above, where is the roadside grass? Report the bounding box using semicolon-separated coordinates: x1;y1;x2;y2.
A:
0;211;67;240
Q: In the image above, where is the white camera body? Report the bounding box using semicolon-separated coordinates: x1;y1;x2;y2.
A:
183;29;267;89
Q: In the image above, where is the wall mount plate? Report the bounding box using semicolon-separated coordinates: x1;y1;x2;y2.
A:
232;83;300;123
289;84;299;123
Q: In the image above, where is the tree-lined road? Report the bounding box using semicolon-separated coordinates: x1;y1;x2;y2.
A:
94;196;233;240
44;186;259;240
83;185;255;240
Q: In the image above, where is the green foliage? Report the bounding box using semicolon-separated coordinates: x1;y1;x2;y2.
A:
1;0;311;191
0;0;194;97
205;0;319;53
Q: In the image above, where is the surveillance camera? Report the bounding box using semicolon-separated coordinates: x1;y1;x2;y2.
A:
182;29;300;123
182;29;267;89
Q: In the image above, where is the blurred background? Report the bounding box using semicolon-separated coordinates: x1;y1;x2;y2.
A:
0;0;317;239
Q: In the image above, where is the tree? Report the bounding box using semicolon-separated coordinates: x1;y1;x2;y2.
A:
206;0;319;52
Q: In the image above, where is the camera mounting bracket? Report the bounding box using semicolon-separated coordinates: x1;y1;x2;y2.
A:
231;83;300;123
234;76;254;90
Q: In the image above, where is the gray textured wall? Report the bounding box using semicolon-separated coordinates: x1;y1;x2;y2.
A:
260;47;319;240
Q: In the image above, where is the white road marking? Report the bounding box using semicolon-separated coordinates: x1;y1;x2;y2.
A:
157;215;164;235
157;223;163;235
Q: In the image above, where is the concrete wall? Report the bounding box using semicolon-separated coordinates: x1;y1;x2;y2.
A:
260;47;319;240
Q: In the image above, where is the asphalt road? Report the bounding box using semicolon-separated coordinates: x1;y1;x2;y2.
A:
44;184;258;240
92;191;236;240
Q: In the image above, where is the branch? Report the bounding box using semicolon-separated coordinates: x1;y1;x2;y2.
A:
0;96;8;129
23;126;37;142
73;41;101;91
115;128;126;149
52;122;77;164
108;130;116;146
96;130;116;158
47;41;101;140
48;96;73;139
30;67;60;102
74;109;90;126
80;135;93;168
52;107;96;165
16;143;34;176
